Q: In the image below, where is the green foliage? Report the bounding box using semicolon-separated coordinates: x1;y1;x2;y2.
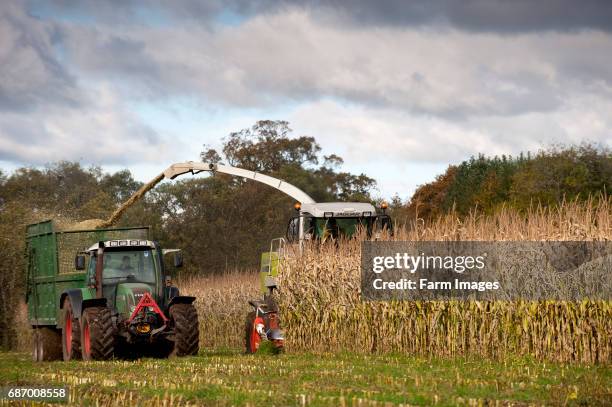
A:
0;202;31;349
202;120;320;173
402;144;611;221
509;144;611;210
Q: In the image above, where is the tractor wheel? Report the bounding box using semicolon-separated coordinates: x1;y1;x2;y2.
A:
169;304;199;357
244;311;264;354
33;327;62;362
80;307;115;361
62;298;81;361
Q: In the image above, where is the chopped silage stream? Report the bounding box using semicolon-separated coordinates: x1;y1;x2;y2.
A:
61;172;165;231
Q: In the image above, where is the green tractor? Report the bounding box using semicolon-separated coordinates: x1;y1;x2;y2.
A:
26;220;199;361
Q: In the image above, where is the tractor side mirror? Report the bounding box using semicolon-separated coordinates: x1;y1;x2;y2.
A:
75;255;86;270
173;251;183;268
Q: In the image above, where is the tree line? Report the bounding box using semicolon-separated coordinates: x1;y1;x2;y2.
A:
392;143;611;223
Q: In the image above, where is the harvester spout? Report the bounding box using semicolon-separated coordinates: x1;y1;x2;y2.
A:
97;161;315;228
163;162;316;204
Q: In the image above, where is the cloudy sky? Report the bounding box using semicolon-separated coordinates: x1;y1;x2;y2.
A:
1;0;611;199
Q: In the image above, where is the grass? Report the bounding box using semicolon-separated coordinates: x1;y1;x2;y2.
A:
0;351;610;406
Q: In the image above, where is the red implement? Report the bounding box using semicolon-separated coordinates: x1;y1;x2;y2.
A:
128;292;168;322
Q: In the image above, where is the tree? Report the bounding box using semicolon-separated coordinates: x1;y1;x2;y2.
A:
397;143;610;220
201;120;375;202
202;120;320;173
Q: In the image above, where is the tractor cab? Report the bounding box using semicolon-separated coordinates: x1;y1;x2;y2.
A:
79;240;167;319
72;239;192;356
286;202;392;243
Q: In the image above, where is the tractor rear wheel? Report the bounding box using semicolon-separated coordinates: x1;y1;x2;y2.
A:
62;298;81;361
169;304;199;357
80;307;115;361
33;327;62;362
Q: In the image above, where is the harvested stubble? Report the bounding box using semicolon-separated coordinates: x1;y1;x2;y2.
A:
278;198;611;363
188;198;611;363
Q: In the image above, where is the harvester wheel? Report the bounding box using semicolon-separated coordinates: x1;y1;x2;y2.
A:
62;298;81;361
169;304;199;357
80;307;115;361
33;327;62;361
244;311;264;354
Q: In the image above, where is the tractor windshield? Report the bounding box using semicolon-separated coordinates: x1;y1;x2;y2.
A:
88;248;157;284
314;217;374;239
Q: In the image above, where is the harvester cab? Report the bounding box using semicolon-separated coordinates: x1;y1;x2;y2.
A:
286;201;393;244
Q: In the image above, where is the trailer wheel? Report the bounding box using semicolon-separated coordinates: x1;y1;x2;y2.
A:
169;304;199;357
32;330;39;362
33;327;62;362
80;307;115;361
62;298;81;361
244;311;264;354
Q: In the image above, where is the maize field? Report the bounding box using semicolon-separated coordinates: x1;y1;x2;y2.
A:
185;198;611;363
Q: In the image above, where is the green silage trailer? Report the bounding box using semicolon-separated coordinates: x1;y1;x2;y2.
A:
26;220;199;361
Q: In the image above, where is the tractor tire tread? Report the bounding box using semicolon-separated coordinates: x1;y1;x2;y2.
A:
82;307;115;361
170;304;199;357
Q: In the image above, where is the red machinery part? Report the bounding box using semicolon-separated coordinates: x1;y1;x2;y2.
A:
128;292;169;323
251;316;265;351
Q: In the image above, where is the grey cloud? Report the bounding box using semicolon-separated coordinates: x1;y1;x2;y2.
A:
56;13;612;119
29;0;612;32
322;0;612;33
2;0;611;170
0;2;80;112
0;2;174;165
0;101;173;165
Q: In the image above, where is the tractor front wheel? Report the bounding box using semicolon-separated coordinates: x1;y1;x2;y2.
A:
169;304;199;357
62;298;81;361
80;307;115;361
